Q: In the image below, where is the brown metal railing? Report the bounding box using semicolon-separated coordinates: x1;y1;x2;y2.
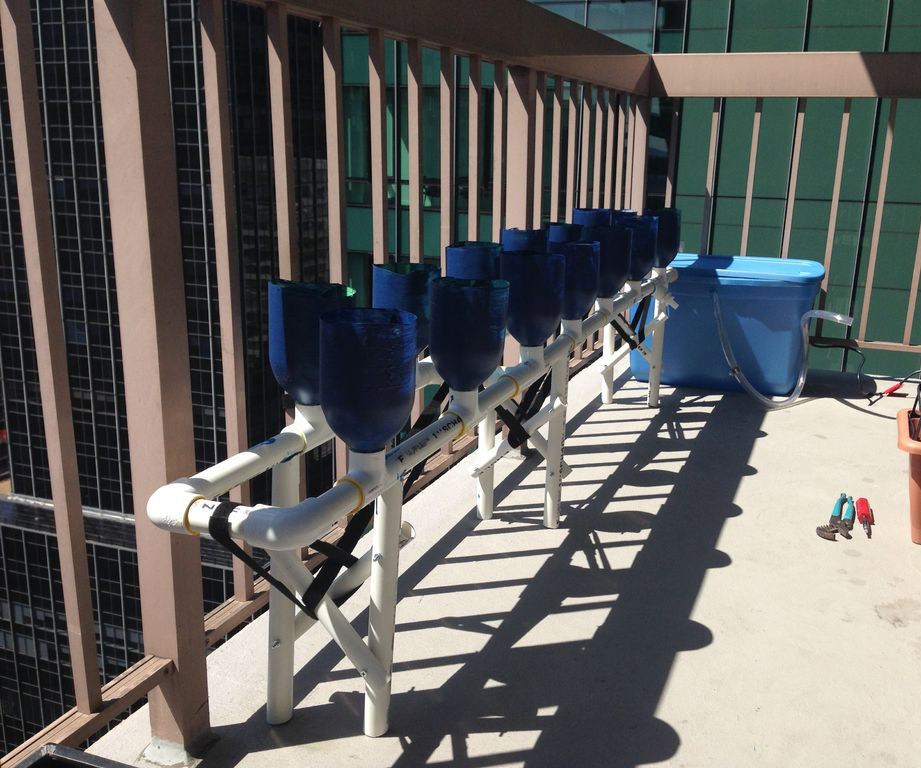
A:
3;1;921;764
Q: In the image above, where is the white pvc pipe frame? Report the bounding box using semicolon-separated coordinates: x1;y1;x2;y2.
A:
147;266;676;735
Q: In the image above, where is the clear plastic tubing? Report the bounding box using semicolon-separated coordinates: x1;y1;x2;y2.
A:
712;290;852;411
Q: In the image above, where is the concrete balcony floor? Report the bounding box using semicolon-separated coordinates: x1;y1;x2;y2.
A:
91;357;921;767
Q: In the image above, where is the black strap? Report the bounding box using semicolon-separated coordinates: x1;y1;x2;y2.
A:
495;404;533;450
632;295;651;343
208;501;318;620
523;373;552;422
611;318;639;350
515;374;547;421
302;501;374;614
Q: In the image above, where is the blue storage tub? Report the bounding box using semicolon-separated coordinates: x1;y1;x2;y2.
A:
631;254;825;396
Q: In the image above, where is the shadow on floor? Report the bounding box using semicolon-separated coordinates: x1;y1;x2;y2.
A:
207;374;768;768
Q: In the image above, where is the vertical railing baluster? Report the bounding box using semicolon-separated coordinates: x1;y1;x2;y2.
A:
740;97;762;256
780;98;807;259
506;66;535;228
202;0;253;600
579;84;590;208
322;16;347;283
550;76;563;222
631;96;649;213
858;99;898;341
625;95;635;208
368;29;389;265
700;97;721;256
439;47;455;270
491;61;505;241
604;89;615;208
592;89;603;208
407;39;423;263
565;80;577;221
821;98;851;306
665;98;681;209
532;72;546;229
1;0;102;715
468;54;481;240
93;0;209;750
615;93;627;208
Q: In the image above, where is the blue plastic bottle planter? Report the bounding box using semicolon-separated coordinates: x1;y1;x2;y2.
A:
445;241;501;281
319;308;417;453
429;278;509;391
372;262;439;352
561;241;601;320
501;227;548;253
500;251;565;347
268;280;355;405
581;225;632;298
611;209;638;228
620;215;658;281
643;207;681;268
547;222;583;253
572;207;612;227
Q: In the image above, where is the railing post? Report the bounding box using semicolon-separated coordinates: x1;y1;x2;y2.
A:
0;0;102;715
490;61;506;241
592;90;604;208
740;97;762;256
407;39;423;262
532;71;546;229
565;80;577;220
579;84;590;208
630;96;649;212
439;47;455;269
92;0;210;755
506;66;536;228
468;54;481;240
368;29;389;265
550;76;563;221
615;93;627;208
322;16;347;283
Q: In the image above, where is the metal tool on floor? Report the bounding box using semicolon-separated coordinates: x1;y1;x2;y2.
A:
817;493;847;541
856;497;874;538
838;496;856;539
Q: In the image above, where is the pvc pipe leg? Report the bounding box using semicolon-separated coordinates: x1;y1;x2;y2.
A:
544;359;568;529
364;482;403;737
598;298;615;405
647;271;666;408
265;457;300;725
477;411;496;520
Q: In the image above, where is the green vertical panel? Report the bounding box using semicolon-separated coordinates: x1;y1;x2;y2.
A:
730;0;806;51
673;98;712;251
685;0;730;53
342;33;368;85
808;0;888;51
745;98;796;257
346;207;372;253
423;210;440;258
711;98;755;254
347;252;371;306
889;0;921;52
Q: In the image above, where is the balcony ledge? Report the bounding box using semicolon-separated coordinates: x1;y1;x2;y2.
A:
89;358;921;767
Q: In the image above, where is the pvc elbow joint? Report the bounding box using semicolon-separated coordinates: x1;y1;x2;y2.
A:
147;480;203;536
445;389;480;438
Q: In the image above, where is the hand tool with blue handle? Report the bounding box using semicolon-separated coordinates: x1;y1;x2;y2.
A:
816;493;847;541
837;496;856;540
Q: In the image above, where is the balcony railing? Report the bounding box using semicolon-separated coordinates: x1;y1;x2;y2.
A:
1;0;920;764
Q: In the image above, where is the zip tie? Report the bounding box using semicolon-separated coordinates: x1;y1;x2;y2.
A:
334;475;365;514
499;373;521;400
182;495;205;536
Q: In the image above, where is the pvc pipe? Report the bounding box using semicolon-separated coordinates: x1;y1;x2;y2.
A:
476;408;497;519
271;550;387;692
470;402;559;478
647;267;667;408
364;480;403;736
266;456;300;725
544;355;568;529
598;298;615;404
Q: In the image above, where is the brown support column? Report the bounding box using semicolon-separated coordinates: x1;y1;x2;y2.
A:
201;0;253;601
550;76;563;222
625;96;635;207
323;17;347;283
615;93;627;208
439;47;455;270
93;0;209;752
491;60;506;241
531;72;546;229
1;0;102;715
740;97;762;256
565;80;577;221
506;65;535;230
592;90;603;208
630;96;649;212
579;84;590;208
664;98;680;209
368;28;389;264
780;98;807;259
858;99;898;341
468;54;481;241
700;98;721;256
267;3;298;280
407;39;423;262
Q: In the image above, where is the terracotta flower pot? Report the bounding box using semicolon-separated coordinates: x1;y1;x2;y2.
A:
896;409;921;544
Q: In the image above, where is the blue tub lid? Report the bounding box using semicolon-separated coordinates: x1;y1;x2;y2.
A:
671;253;824;286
